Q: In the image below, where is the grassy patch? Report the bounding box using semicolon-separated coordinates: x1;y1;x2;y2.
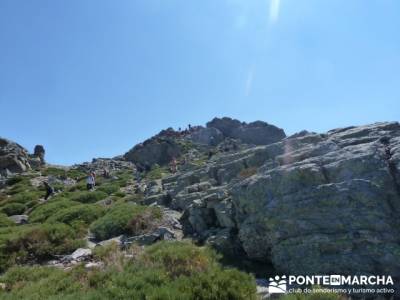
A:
46;204;105;228
70;191;108;204
0;241;257;299
0;213;14;227
1;202;26;216
145;164;169;180
97;183;120;195
6;175;31;187
0;223;84;272
90;203;161;241
29;199;80;223
7;190;42;204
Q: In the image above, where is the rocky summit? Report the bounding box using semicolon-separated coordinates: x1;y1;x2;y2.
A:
1;117;399;298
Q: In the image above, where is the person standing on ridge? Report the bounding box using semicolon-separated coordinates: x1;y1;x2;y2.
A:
170;157;178;173
87;172;95;190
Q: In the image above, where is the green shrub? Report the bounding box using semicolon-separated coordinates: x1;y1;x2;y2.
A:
0;242;257;299
41;167;67;178
145;165;165;180
7;182;35;195
1;202;26;216
6;175;30;186
0;223;84;272
46;204;105;226
29;199;80;223
71;191;108;204
114;171;134;187
114;191;126;198
142;241;218;278
122;194;144;203
68;181;87;192
25;199;39;209
8;190;41;204
0;265;93;299
174;267;257;300
66;168;86;179
90;203;161;241
97;183;120;195
0;213;14;227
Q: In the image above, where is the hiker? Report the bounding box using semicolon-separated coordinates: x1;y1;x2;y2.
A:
43;181;54;200
170;157;178;173
102;168;110;178
86;172;95;190
134;168;142;184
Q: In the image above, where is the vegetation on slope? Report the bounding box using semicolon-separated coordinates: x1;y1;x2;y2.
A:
0;241;257;300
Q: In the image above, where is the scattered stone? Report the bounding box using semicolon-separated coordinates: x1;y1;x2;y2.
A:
124;226;176;246
70;248;92;261
85;262;103;269
98;235;123;247
9;214;28;225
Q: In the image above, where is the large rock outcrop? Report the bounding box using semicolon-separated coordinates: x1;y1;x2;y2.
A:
123;128;183;170
0;138;32;176
158;122;400;284
206;117;286;145
232;122;400;278
187;127;224;146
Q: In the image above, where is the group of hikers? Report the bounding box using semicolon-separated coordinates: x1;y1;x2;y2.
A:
41;153;186;202
41;170;102;201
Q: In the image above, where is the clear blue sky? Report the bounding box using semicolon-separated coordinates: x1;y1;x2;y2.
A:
1;0;399;165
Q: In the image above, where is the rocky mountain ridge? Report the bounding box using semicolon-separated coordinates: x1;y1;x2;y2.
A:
1;117;400;297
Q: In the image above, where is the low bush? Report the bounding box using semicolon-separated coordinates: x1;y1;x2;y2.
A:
66;168;87;179
97;183;120;195
145;165;165;180
126;208;161;236
122;193;144;204
113;191;126;198
67;181;87;192
1;202;26;216
6;175;30;186
6;182;36;195
70;191;108;204
41;167;68;177
46;204;105;227
0;223;84;272
29;199;80;223
0;241;257;299
8;190;42;204
0;213;14;227
90;203;161;241
142;241;218;278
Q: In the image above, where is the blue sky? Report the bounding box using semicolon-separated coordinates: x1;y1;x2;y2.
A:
1;0;399;165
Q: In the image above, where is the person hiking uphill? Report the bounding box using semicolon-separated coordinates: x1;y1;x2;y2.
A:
86;172;95;190
43;181;54;200
170;157;178;173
